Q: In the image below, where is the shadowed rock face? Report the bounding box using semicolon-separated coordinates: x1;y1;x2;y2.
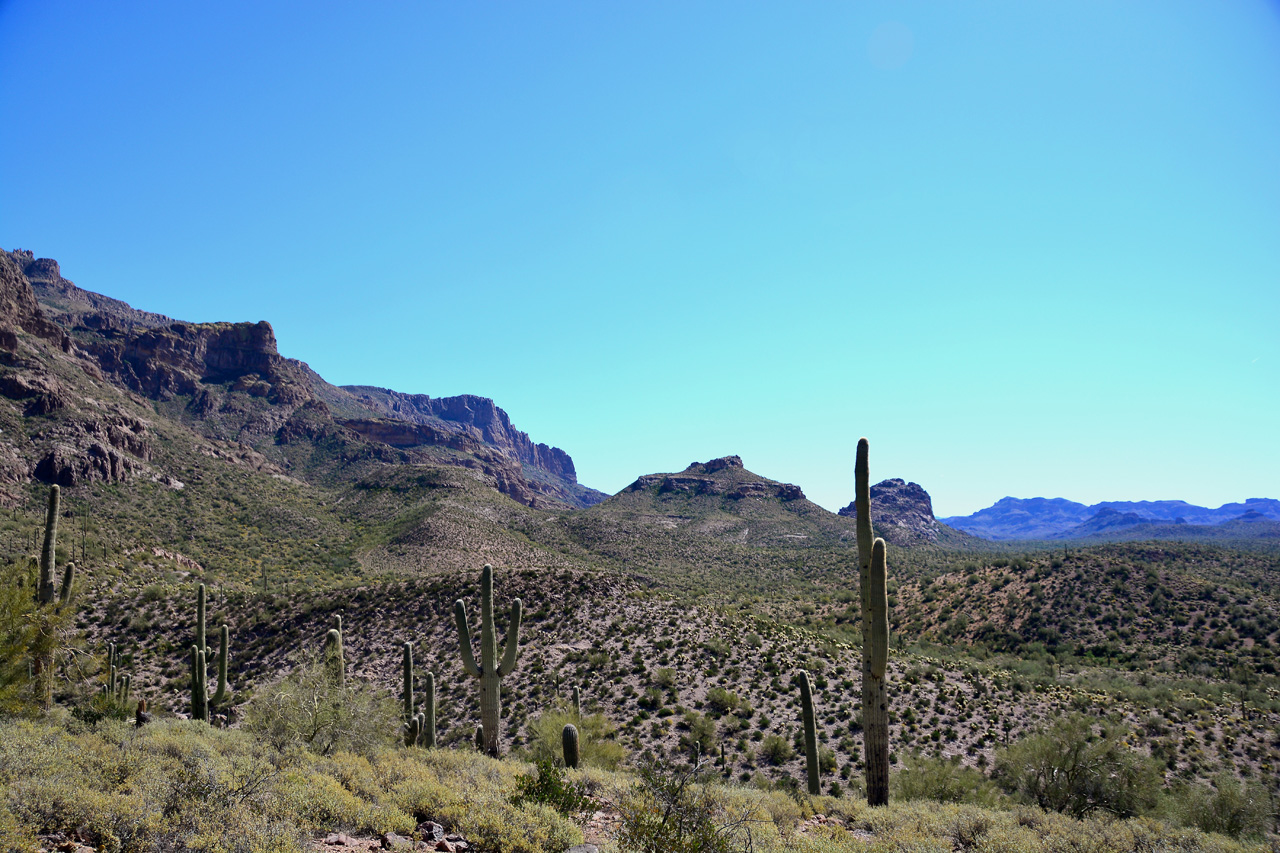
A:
0;251;67;348
839;478;941;543
341;385;604;506
2;247;605;507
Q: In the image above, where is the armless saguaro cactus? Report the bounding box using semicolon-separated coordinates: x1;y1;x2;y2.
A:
37;485;59;605
562;723;580;769
211;624;229;706
455;564;522;757
324;626;345;689
422;671;436;748
798;670;820;796
856;437;891;806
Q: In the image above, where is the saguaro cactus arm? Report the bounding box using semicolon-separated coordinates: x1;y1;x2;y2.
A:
454;601;481;677
58;562;75;607
497;598;522;677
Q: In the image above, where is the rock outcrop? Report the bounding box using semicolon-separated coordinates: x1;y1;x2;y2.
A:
839;478;941;543
344;385;580;481
0;250;69;348
625;456;805;501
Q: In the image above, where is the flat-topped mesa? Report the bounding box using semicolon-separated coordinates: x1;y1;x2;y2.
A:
839;478;940;543
625;455;805;501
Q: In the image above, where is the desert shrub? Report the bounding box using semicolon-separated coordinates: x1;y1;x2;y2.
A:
893;752;998;806
241;652;396;757
617;758;755;853
994;714;1161;818
1179;774;1274;839
680;711;717;758
706;687;740;716
758;734;794;765
511;760;590;816
524;707;625;770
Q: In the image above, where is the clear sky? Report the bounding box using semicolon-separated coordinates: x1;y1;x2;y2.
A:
1;2;1277;517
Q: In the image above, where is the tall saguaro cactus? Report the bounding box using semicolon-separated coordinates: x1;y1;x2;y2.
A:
212;624;229;706
32;485;76;710
422;671;436;748
37;484;59;605
454;564;522;757
798;670;820;796
856;437;891;806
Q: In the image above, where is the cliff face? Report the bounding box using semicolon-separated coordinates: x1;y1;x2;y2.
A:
0;251;67;348
1;248;603;508
839;477;942;544
342;385;603;506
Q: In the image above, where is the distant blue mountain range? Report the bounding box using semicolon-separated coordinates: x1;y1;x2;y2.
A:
940;497;1280;541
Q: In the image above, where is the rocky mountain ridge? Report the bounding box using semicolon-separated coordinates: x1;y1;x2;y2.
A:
943;495;1280;541
2;248;601;508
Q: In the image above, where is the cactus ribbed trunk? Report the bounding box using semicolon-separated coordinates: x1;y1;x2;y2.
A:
38;485;59;605
190;645;208;722
196;583;207;660
799;670;820;796
58;562;75;607
402;643;415;720
856;437;890;807
563;723;580;769
866;538;890;805
211;624;229;705
455;564;522;757
324;628;345;689
423;671;436;748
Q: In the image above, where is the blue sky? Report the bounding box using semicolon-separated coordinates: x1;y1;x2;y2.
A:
2;1;1277;516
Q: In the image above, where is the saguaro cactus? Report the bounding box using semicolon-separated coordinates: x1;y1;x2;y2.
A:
455;564;522;757
324;627;345;688
422;671;436;748
190;645;208;722
211;624;229;706
855;437;891;806
799;670;820;796
402;642;415;720
562;723;580;769
572;685;581;718
37;485;59;605
196;583;209;658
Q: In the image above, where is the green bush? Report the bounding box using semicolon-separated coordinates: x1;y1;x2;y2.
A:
758;735;793;765
1179;774;1274;840
994;714;1160;818
512;760;590;816
524;707;625;770
241;652;396;757
618;759;755;853
893;752;998;805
